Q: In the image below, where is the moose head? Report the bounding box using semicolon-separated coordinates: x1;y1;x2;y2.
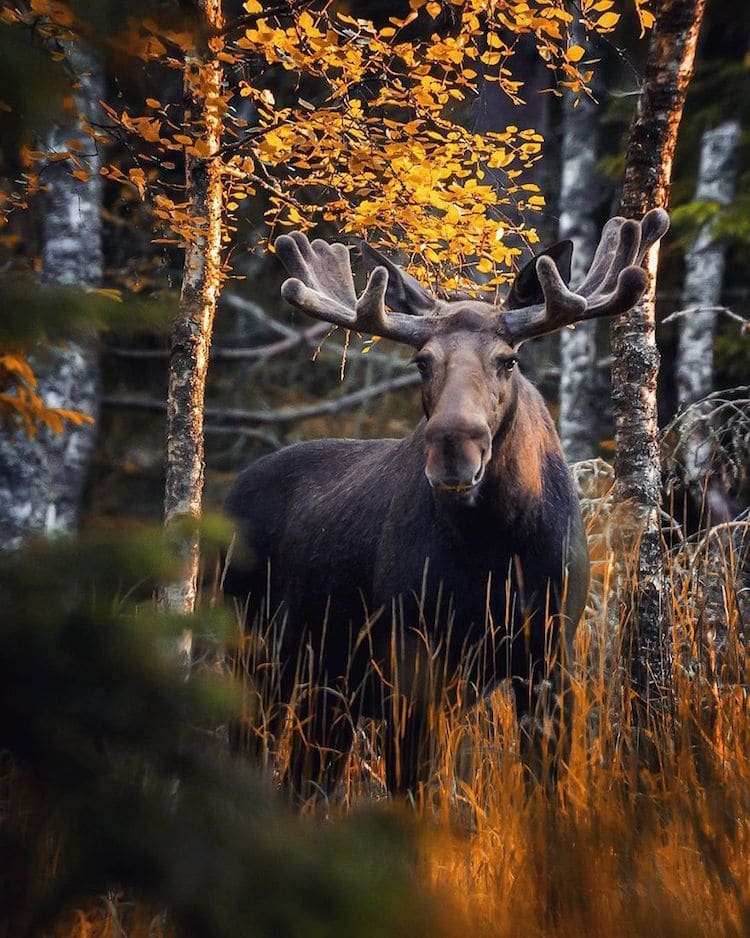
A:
276;209;669;500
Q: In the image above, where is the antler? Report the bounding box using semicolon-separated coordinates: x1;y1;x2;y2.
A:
501;208;670;344
275;231;432;347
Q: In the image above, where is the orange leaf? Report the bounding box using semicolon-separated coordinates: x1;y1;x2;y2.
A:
597;11;620;28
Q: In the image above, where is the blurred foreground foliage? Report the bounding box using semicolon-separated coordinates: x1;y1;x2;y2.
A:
0;283;177;348
0;284;177;436
0;530;431;938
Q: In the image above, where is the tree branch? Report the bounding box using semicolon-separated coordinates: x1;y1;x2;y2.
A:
102;373;419;426
105;321;330;363
106;324;409;367
663;305;750;335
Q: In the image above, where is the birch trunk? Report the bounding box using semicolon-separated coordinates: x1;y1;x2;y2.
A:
558;65;601;461
675;120;740;407
611;0;705;701
0;49;102;550
159;0;225;614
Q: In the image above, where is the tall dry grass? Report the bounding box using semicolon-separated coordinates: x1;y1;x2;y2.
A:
58;467;749;937
225;460;750;937
415;538;749;937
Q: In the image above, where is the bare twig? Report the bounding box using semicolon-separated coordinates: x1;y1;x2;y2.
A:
663;305;750;335
105;323;409;367
220;293;296;338
106;323;412;377
105;321;330;363
102;373;419;426
203;425;281;448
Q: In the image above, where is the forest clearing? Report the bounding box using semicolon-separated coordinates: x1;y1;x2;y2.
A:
1;0;749;935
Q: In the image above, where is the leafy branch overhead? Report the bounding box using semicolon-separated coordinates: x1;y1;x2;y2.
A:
0;0;654;435
6;0;651;285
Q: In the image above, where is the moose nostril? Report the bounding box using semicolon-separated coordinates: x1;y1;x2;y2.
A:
472;466;484;485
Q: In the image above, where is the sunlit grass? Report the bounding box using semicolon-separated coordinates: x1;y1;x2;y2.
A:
55;477;749;937
49;900;172;938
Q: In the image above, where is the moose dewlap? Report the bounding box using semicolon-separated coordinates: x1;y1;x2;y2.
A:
224;209;670;797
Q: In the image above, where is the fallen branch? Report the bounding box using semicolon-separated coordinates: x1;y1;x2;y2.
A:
102;372;420;426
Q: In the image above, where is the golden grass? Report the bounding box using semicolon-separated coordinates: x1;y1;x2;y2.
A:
59;497;750;937
50;899;171;938
223;474;749;936
418;507;749;937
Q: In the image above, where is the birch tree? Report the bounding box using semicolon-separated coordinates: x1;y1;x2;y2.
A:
0;48;102;550
159;0;225;614
675;119;740;407
610;0;705;700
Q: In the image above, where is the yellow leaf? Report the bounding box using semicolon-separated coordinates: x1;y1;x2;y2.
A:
244;0;263;11
190;139;213;157
146;98;161;108
54;408;95;427
128;168;147;196
597;11;620;28
72;169;90;182
40;411;64;435
566;45;585;62
0;354;36;386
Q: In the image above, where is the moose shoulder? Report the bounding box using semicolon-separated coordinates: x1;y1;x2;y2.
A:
225;209;670;796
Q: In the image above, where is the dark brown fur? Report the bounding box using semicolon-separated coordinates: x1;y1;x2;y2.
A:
225;214;670;795
225;322;588;795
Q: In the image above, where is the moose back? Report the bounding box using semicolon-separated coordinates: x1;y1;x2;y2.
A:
224;209;669;795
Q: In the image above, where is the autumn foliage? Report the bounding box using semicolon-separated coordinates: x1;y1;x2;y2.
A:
0;0;653;435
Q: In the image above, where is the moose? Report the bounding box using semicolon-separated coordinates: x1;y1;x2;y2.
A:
225;208;670;797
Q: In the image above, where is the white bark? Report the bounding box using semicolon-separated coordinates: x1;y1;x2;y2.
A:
159;0;225;614
0;49;102;550
675;120;740;407
558;77;601;462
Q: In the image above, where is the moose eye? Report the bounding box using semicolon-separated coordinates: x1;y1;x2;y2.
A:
495;356;517;374
412;356;431;376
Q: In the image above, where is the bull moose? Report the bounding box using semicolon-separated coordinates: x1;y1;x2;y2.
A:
225;209;670;797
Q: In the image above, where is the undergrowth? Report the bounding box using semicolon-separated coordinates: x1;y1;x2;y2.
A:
10;479;750;938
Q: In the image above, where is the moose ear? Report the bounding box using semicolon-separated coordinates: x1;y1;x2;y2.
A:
505;240;574;310
358;242;437;316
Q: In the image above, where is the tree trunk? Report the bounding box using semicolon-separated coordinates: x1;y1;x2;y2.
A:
0;49;102;550
558;48;602;462
675;120;740;407
610;0;705;702
159;0;225;614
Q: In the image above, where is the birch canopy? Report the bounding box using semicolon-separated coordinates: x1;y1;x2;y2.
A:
1;0;655;439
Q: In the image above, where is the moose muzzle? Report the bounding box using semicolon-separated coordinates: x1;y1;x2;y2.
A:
424;415;492;496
